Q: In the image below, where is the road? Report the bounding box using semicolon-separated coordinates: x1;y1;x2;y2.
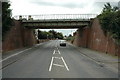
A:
2;40;118;78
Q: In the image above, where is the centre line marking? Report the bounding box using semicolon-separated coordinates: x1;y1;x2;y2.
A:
49;57;54;71
61;57;69;71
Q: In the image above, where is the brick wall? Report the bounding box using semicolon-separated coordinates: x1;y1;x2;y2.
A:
73;27;89;47
73;18;120;56
2;20;36;52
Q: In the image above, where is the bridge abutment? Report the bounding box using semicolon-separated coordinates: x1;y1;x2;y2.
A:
73;18;120;56
2;20;36;52
73;27;89;47
22;27;36;47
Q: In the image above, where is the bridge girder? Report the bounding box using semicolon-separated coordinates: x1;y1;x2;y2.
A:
22;19;90;29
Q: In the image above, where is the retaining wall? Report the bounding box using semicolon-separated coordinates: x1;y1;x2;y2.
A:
73;18;120;56
2;20;36;52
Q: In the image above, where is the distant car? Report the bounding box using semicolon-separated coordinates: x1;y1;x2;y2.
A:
60;40;66;46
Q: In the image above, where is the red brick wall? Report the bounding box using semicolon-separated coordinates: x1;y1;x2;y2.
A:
73;18;120;56
22;28;36;47
2;20;36;52
73;29;81;46
73;27;89;48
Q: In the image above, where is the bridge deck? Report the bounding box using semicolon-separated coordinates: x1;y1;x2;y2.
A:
16;14;96;29
22;19;91;22
22;19;91;29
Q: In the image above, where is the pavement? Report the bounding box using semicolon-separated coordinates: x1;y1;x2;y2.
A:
69;43;119;69
1;40;119;78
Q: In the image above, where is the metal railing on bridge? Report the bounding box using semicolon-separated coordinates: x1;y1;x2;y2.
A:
14;14;97;20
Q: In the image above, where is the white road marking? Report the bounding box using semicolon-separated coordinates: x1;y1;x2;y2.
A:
53;50;56;54
0;48;32;62
54;57;61;59
49;57;54;71
49;49;69;71
53;50;61;55
61;57;69;71
58;50;61;54
53;64;64;67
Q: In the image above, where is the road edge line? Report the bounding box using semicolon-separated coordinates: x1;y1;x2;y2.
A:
0;48;32;62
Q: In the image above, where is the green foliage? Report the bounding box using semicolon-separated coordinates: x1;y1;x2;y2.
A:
38;30;64;39
98;3;120;45
49;30;63;39
2;2;12;40
56;32;64;39
65;34;74;41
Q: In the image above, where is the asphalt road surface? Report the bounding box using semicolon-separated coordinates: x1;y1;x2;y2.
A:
1;40;118;78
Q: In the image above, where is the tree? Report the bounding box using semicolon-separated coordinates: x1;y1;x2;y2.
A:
49;30;57;38
56;32;64;39
49;30;64;39
98;3;120;44
38;30;42;39
38;30;64;39
103;3;112;12
38;30;48;39
2;1;12;40
102;3;118;13
68;34;72;37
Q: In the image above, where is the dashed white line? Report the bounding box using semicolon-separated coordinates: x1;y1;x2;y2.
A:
0;48;32;62
49;57;54;71
61;57;69;71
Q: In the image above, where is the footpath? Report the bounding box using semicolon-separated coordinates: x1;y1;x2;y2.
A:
77;46;119;71
68;42;119;72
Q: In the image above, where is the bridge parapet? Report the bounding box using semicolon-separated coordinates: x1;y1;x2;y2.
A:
14;14;97;20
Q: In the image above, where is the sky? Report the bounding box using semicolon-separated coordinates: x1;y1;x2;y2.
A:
9;0;120;36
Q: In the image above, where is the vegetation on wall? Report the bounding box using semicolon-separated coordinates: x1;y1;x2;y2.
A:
98;3;120;45
2;1;12;41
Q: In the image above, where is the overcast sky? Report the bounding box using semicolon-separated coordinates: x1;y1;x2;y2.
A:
9;0;120;36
